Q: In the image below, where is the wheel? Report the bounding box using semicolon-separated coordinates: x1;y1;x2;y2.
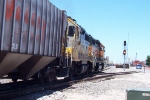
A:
12;78;18;83
88;62;92;73
95;63;99;72
38;71;45;84
86;64;90;74
68;65;75;80
101;63;104;71
45;69;57;83
69;69;73;78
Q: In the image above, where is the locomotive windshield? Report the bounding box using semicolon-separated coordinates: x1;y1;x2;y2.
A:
68;26;75;36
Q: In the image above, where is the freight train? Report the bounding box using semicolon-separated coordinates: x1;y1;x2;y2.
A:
0;0;105;83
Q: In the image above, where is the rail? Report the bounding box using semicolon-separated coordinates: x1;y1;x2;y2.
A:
0;71;139;100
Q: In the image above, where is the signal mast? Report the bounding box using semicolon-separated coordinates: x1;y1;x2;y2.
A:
123;41;126;71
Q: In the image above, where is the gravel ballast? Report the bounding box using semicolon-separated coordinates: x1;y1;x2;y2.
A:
12;66;150;100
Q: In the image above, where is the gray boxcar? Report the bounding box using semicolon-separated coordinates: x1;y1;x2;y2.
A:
0;0;67;79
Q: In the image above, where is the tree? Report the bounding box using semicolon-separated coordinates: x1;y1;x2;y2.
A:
146;55;150;66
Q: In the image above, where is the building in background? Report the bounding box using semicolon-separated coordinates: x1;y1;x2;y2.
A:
106;56;109;64
132;60;145;66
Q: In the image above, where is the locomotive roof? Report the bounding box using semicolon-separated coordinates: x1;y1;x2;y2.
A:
67;16;79;27
67;16;101;43
100;43;105;48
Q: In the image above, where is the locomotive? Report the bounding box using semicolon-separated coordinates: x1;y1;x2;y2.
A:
0;0;105;83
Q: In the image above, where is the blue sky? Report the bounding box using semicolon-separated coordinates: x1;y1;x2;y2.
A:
50;0;150;63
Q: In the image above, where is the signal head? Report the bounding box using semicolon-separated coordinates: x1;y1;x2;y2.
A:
123;50;126;55
124;41;126;46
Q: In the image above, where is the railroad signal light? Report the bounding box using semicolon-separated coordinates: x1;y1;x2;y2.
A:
124;41;126;46
123;50;126;55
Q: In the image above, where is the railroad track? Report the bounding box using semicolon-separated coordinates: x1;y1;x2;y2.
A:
0;71;139;100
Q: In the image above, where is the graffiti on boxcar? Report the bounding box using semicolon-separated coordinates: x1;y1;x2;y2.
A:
5;0;14;21
31;13;36;26
24;6;29;24
41;19;46;42
16;6;21;21
37;16;41;28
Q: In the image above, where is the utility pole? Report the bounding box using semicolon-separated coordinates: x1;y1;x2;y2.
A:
127;32;129;64
123;41;126;71
135;53;137;61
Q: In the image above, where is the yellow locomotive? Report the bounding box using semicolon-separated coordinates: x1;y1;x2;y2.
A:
63;16;105;76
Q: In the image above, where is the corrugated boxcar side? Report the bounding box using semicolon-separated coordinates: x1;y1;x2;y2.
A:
58;10;63;57
44;1;51;56
0;0;67;57
48;3;54;56
0;0;4;45
52;5;57;57
61;10;67;55
28;0;36;54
